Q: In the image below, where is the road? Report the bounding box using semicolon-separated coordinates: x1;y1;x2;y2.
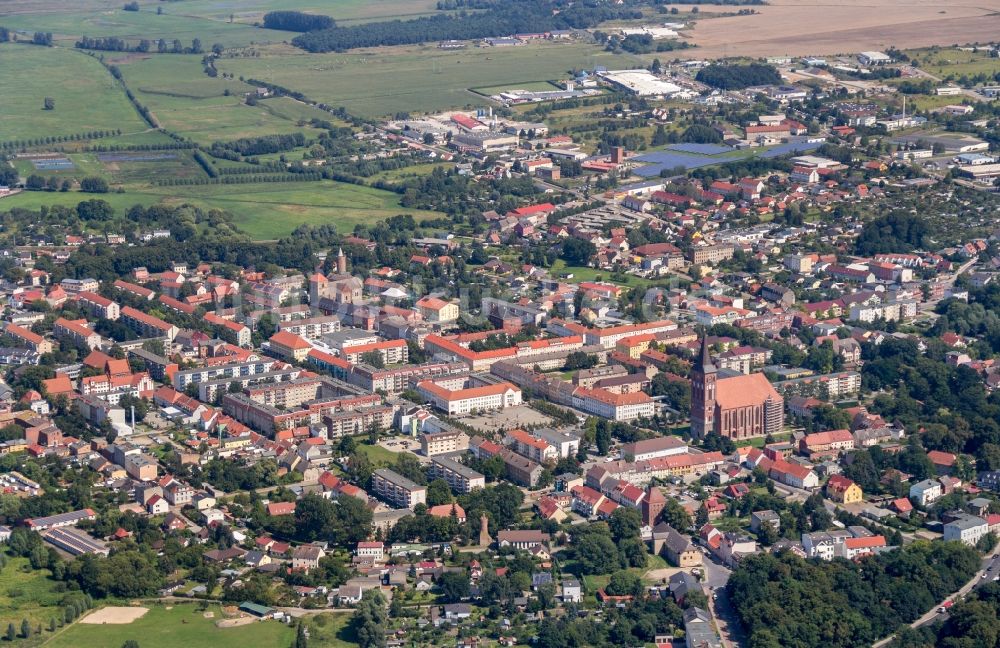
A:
871;543;1000;648
701;552;745;648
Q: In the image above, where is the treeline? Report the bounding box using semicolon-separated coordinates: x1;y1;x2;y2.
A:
155;172;323;186
76;36;203;54
262;10;335;32
729;542;981;647
1;130;120;150
86;141;195;152
662;0;763;3
696;62;781;89
208;132;306;159
292;0;641;52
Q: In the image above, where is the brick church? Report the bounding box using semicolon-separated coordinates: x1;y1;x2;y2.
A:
691;337;784;440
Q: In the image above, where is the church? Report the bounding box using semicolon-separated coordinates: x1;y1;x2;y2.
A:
691;337;784;440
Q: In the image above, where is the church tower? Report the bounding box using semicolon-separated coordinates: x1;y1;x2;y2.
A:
336;247;348;274
691;336;717;439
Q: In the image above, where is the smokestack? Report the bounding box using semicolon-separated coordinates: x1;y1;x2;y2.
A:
131;405;135;432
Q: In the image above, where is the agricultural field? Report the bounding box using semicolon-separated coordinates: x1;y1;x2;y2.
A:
0;44;149;142
174;0;444;27
676;0;1000;59
45;604;294;648
216;42;630;118
114;54;331;145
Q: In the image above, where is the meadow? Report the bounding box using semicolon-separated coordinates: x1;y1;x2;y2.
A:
0;44;149;142
114;54;332;145
0;8;290;47
216;42;629;117
45;603;294;648
0;180;442;239
0;556;65;639
905;47;1000;81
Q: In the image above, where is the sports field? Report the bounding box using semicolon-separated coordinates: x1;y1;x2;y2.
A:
0;44;149;142
217;42;628;117
45;604;293;648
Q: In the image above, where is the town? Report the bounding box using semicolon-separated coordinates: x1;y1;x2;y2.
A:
1;1;1000;648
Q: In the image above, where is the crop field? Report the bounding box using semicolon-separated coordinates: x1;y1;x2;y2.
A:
0;45;149;142
45;603;293;648
676;0;1000;59
111;54;327;144
216;42;629;117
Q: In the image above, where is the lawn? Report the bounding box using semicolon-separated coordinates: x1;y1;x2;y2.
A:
216;42;631;117
302;611;356;647
0;180;443;240
548;259;684;289
354;441;415;466
0;44;149;143
0;556;65;638
45;603;294;648
116;54;331;145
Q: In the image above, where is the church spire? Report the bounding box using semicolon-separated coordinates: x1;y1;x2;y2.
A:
698;335;716;372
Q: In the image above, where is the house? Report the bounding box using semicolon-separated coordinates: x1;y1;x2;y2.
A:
442;603;472;622
943;516;989;546
910;479;943;506
750;510;780;532
826;475;863;504
668;571;700;604
497;530;549;550
561;578;582;603
684;607;721;648
356;542;384;560
292;544;325;571
659;523;701;567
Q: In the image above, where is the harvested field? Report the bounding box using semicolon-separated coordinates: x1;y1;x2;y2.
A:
80;606;150;624
675;0;1000;58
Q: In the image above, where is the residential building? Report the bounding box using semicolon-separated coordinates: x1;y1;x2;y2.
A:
372;468;427;509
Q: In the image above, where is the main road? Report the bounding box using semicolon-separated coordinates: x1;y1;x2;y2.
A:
872;543;1000;648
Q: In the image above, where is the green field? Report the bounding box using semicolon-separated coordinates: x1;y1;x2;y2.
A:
1;10;290;47
115;54;332;144
0;44;149;142
173;0;443;27
0;180;442;239
0;556;65;637
906;47;1000;80
45;604;294;648
217;42;630;117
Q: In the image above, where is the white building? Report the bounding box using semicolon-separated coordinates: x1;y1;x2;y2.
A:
943;516;989;546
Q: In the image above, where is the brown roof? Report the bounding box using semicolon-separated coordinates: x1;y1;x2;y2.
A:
715;372;781;409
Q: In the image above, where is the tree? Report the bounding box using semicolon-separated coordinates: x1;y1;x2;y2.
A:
5;623;14;641
122;641;141;648
426;479;452;507
596;423;612;455
561;238;596;267
360;350;384;368
438;571;471;603
20;618;30;638
662;497;692;530
293;622;307;648
352;589;387;648
575;529;618;575
79;177;110;193
606;570;642;597
609;507;641;543
43;97;55;110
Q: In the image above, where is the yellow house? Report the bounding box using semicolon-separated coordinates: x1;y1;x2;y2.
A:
826;475;863;504
616;333;655;359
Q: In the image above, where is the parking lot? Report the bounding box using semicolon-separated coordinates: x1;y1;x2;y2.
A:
457;405;555;433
